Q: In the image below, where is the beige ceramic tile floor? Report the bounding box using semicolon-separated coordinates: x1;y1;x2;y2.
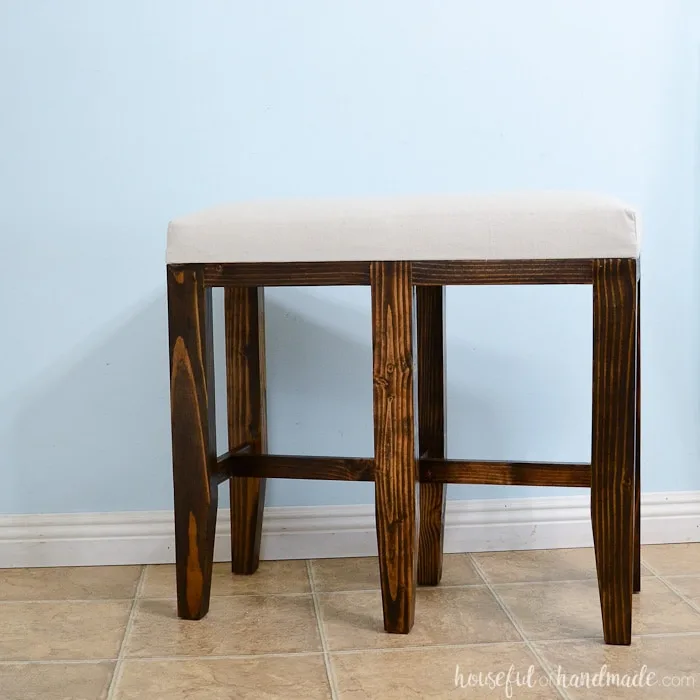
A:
2;545;700;699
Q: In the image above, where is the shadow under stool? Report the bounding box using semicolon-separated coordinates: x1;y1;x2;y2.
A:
166;192;641;645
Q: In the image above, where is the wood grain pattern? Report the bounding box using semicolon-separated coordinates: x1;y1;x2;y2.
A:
169;254;640;639
412;259;593;285
219;453;375;481
591;258;637;645
416;286;447;586
420;459;591;487
371;261;418;634
204;259;595;287
216;453;591;487
634;280;641;593
225;287;268;575
167;264;218;620
204;261;370;287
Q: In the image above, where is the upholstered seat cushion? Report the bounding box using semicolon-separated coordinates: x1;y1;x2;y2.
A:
166;192;639;264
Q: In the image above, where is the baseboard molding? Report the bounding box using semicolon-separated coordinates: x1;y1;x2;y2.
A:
1;491;699;568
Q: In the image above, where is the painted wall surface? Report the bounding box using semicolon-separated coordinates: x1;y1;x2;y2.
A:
1;0;699;513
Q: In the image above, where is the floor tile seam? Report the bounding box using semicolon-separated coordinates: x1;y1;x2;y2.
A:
9;631;700;666
307;560;340;700
467;553;574;700
642;562;700;615
105;566;147;700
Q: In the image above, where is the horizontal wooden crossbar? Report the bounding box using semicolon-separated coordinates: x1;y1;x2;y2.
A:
420;458;591;487
218;453;375;481
203;261;371;287
197;259;596;287
217;453;591;488
411;260;593;285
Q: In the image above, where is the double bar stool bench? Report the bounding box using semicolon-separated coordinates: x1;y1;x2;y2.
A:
166;192;641;646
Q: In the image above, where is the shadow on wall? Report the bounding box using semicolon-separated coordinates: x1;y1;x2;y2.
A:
9;286;390;513
8;283;579;514
217;286;517;507
252;288;376;507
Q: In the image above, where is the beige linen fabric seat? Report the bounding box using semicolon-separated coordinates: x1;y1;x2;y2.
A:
166;191;640;264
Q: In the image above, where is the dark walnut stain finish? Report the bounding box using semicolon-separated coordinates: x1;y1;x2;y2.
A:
634;280;641;594
421;460;591;487
203;259;595;288
416;286;447;586
371;261;418;634
220;453;375;481
591;258;637;645
225;287;268;575
412;259;593;285
167;264;218;620
216;453;590;488
204;261;370;287
167;254;641;646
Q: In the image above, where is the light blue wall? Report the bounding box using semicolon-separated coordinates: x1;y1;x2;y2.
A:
1;0;699;514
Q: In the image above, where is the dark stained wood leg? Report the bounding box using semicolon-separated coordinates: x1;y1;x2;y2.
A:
167;265;218;620
371;261;418;634
591;258;637;645
417;286;447;586
634;280;641;593
225;287;268;575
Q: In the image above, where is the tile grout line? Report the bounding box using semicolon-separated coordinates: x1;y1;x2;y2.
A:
0;659;119;666
471;576;654;590
306;560;340;700
105;565;147;700
467;554;573;700
0;597;138;605
0;645;525;667
5;629;700;666
135;591;318;601
642;561;700;615
94;576;658;602
0;572;669;607
527;630;700;643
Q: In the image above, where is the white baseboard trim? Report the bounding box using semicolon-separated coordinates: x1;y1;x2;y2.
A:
1;491;699;568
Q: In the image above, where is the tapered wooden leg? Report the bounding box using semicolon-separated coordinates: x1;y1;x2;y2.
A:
417;286;447;586
634;279;641;593
225;287;268;575
591;258;637;645
168;265;218;620
371;261;418;634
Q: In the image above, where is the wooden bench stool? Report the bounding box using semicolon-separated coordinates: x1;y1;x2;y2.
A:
166;192;640;645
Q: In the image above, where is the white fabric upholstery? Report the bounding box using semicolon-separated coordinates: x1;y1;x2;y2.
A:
166;192;640;264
